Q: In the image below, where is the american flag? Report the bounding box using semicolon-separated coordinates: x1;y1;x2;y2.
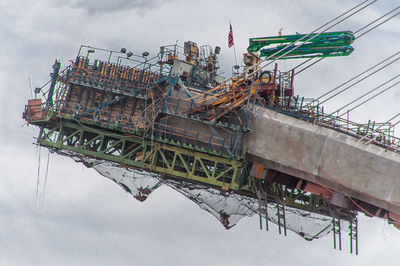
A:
228;23;234;48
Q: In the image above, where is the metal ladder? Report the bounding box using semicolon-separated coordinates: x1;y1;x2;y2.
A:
255;180;269;231
280;72;292;107
332;217;342;250
276;199;287;236
349;217;358;255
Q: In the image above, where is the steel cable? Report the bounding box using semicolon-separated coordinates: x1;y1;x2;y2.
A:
340;79;400;115
317;53;400;104
293;6;400;75
188;0;375;100
332;74;400;116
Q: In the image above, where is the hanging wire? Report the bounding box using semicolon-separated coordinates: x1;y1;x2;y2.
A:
293;5;400;75
317;53;400;105
36;146;50;209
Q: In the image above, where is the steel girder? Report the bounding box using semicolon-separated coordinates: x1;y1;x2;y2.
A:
37;120;245;190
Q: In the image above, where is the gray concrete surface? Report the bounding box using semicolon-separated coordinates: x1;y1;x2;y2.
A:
244;106;400;215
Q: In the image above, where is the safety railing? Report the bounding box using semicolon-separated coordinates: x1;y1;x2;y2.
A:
274;96;400;152
66;56;162;97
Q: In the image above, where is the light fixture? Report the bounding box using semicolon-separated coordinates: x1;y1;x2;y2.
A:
142;51;149;57
127;51;133;58
120;48;127;53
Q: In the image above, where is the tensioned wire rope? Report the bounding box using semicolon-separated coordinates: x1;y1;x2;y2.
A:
188;0;376;101
316;52;400;105
292;5;400;75
330;74;400;117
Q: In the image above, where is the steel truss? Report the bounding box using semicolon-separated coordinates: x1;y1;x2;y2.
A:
34;116;356;222
37;120;245;190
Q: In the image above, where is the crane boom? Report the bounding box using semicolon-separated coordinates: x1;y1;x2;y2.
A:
248;31;355;59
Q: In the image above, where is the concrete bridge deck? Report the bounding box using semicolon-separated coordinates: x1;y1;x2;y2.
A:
244;106;400;216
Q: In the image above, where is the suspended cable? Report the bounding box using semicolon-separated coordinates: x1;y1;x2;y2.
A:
338;79;400;116
317;53;400;104
36;147;50;209
386;112;400;124
373;112;400;131
354;110;400;142
332;74;400;116
390;118;400;128
356;10;400;39
258;0;377;71
354;6;400;34
294;57;324;76
189;0;375;100
293;5;400;75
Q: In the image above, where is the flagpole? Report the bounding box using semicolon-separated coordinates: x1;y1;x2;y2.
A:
233;42;238;66
229;21;238;66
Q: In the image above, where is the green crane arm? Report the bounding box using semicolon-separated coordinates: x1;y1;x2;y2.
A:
248;31;355;60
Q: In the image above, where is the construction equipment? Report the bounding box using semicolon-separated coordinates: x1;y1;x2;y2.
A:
23;36;400;252
248;31;355;59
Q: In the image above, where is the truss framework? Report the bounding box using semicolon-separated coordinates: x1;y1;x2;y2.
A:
37;120;244;190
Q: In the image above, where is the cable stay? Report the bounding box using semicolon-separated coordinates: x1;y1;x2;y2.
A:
338;79;400;117
331;74;400;117
188;0;376;100
374;112;400;133
256;0;376;70
390;118;400;129
368;112;400;137
251;0;376;62
315;51;400;104
293;5;400;75
355;8;400;39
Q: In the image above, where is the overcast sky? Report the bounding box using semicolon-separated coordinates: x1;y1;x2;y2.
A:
1;0;400;265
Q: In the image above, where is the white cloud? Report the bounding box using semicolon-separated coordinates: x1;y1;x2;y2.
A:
56;0;167;14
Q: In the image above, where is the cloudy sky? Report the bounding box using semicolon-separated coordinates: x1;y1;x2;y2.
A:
1;0;400;265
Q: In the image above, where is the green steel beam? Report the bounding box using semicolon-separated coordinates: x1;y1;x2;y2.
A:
37;120;245;190
34;117;353;220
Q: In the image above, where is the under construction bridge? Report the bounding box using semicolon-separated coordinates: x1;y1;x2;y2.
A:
24;28;399;254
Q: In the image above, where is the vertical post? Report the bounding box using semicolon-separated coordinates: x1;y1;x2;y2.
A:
333;219;337;249
338;217;342;250
47;61;61;107
175;98;180;115
355;219;358;255
300;97;304;111
350;218;353;254
283;204;287;236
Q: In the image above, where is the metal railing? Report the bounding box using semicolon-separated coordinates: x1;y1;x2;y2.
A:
274;96;400;152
